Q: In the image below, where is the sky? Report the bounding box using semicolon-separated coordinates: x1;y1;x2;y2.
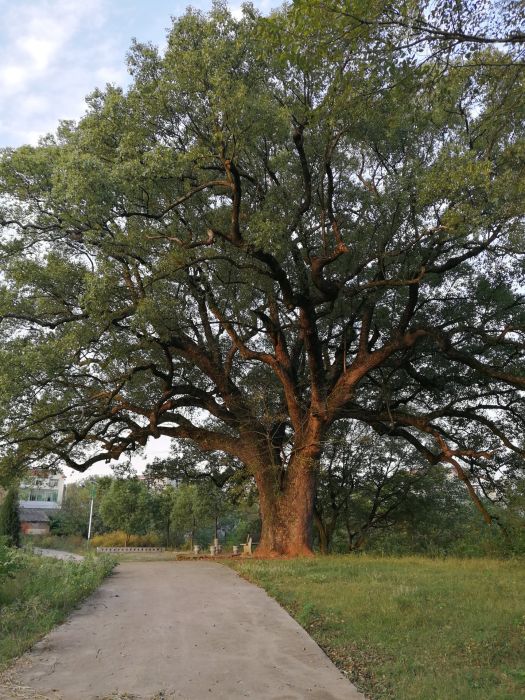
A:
0;0;273;481
0;0;275;147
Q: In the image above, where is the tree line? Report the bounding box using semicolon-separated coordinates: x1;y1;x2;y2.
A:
47;476;256;549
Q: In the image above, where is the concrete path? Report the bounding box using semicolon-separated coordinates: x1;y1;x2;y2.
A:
32;547;84;562
1;562;365;700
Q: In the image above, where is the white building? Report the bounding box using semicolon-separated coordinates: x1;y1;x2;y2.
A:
19;472;66;509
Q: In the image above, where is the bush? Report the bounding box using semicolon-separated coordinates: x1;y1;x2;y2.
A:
90;531;160;547
0;537;20;581
25;534;85;553
0;488;21;547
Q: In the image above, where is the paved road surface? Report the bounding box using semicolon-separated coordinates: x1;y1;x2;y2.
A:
2;561;365;700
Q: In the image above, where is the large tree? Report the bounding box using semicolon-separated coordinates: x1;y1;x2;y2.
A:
0;2;524;555
303;0;525;61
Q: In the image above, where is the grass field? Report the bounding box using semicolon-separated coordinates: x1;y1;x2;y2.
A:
228;556;525;700
0;551;115;670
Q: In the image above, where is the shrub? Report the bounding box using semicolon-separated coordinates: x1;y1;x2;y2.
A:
0;488;21;547
90;531;160;548
0;537;20;581
25;534;85;553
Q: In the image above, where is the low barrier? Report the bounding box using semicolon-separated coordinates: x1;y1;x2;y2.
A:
96;546;166;553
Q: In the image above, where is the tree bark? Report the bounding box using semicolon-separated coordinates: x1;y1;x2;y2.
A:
254;451;319;557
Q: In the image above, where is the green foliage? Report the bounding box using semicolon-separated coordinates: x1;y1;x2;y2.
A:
0;537;21;581
0;488;20;547
492;479;525;556
230;556;525;700
171;484;208;548
146;445;260;547
99;478;152;543
361;476;525;558
148;485;178;546
24;534;85;554
50;479;109;537
314;421;523;556
90;531;160;548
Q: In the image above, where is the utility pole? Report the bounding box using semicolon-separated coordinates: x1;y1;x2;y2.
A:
87;483;96;544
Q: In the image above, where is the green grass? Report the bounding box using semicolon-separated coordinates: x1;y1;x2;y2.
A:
23;533;89;555
227;555;525;700
0;551;115;670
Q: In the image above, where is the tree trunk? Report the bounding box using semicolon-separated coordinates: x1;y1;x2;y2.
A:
313;507;330;554
346;522;367;551
255;455;318;557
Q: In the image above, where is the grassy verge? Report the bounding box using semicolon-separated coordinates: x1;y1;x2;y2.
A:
0;551;115;670
227;555;525;700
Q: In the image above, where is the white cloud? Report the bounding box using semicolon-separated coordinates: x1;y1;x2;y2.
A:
0;0;120;145
0;0;276;146
0;65;27;92
16;36;62;73
1;0;105;93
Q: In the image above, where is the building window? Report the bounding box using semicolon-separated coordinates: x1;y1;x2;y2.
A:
28;490;58;502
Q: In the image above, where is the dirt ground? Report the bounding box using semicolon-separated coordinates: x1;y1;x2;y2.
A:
1;561;364;700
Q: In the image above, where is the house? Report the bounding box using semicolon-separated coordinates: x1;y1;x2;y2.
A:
16;471;65;535
19;507;52;536
19;471;65;510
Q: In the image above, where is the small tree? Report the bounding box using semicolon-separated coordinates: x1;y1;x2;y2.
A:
147;446;256;544
99;478;152;545
314;422;437;553
171;484;210;550
51;479;109;537
0;487;21;547
196;483;231;541
150;485;177;546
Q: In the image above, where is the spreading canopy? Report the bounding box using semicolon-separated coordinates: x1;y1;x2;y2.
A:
0;1;524;553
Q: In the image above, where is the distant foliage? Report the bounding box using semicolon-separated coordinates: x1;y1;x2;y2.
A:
0;487;20;547
90;531;160;548
50;480;104;537
99;478;153;544
27;534;85;554
360;480;520;558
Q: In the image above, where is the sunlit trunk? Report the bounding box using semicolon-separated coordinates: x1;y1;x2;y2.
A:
254;453;319;557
